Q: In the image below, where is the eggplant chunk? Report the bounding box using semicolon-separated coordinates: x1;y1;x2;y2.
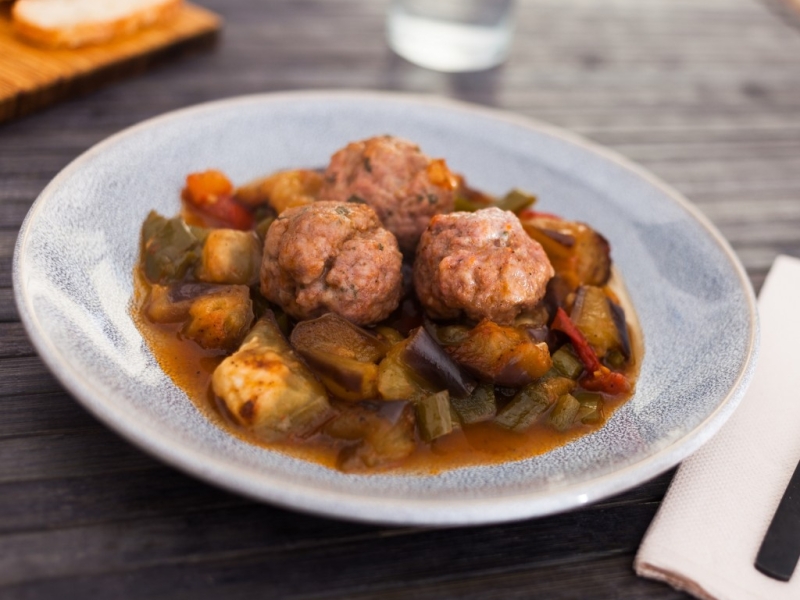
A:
403;327;476;399
291;313;390;363
181;285;254;351
235;169;323;214
447;320;552;387
197;229;261;286
325;401;416;471
300;348;379;402
520;214;610;289
212;314;333;440
377;339;435;400
570;285;628;359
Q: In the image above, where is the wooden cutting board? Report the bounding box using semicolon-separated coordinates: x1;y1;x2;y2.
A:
0;3;221;123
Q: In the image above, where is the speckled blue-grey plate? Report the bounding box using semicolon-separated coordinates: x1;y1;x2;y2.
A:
13;91;759;525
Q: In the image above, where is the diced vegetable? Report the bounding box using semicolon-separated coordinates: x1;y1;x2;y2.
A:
326;401;416;471
551;307;631;395
415;390;454;442
496;189;536;213
299;348;379;402
519;212;611;290
235;169;323;214
377;339;434;400
291;313;390;363
549;393;581;431
141;211;204;284
570;286;623;358
183;170;254;230
495;376;575;431
551;344;583;379
211;312;333;439
197;229;261;286
574;392;605;424
609;300;632;360
447;320;552;387
374;326;405;346
450;383;497;425
403;327;476;399
181;285;254;351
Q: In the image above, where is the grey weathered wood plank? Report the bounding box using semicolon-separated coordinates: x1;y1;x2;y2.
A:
0;288;19;322
0;323;34;358
0;501;661;595
0;391;101;440
0;357;62;397
0;428;163;484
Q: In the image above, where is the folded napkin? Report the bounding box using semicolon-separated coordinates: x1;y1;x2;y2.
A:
635;255;800;600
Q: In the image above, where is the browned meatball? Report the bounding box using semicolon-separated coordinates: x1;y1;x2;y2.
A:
319;135;457;253
414;208;554;325
261;201;403;325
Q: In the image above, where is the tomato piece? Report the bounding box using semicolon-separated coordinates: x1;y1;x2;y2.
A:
183;170;254;230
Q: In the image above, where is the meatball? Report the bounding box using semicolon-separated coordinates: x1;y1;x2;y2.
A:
261;201;403;325
414;208;554;325
319;135;457;253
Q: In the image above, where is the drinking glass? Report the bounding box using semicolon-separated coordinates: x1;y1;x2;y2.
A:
386;0;515;72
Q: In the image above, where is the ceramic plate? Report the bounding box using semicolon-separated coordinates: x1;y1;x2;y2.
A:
13;91;759;525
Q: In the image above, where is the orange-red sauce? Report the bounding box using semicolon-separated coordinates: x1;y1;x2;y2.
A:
133;269;641;474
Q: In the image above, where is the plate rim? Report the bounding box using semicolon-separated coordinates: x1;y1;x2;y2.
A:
12;90;760;525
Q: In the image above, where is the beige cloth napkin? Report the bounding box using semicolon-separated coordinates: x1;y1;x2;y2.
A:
635;255;800;600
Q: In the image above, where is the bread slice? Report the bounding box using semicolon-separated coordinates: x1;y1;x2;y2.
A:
12;0;184;48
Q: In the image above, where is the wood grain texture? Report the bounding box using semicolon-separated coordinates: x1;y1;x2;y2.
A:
1;0;798;597
0;3;221;123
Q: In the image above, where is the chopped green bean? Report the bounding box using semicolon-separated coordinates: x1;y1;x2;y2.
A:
415;390;453;442
454;195;483;212
496;189;537;213
451;384;496;425
551;344;584;379
549;393;581;431
575;392;605;424
495;376;575;431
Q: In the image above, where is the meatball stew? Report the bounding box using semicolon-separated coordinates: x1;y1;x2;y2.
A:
133;136;640;474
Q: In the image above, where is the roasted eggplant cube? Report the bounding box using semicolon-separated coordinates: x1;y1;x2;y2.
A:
212;314;333;440
181;285;254;351
197;229;261;286
447;320;552;387
325;401;416;471
299;348;379;402
235;169;323;214
291;313;390;363
403;327;476;399
377;339;434;400
570;285;628;359
520;214;611;289
495;376;575;432
450;383;497;425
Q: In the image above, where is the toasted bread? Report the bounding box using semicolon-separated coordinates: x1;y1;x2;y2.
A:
12;0;183;48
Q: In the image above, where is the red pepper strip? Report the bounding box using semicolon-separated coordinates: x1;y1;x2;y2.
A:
551;307;631;395
551;308;600;371
190;193;254;230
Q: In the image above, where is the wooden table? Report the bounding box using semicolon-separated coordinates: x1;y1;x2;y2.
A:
2;0;799;597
